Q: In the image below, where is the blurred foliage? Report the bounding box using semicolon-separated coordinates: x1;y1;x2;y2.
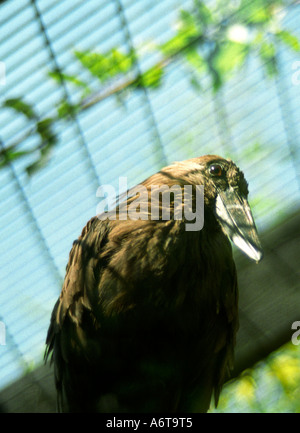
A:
74;48;135;83
1;0;300;174
1;99;57;175
210;341;300;413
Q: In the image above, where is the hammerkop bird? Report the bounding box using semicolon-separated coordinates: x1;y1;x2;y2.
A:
45;155;263;413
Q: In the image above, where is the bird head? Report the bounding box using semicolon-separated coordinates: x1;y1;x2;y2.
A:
160;154;263;262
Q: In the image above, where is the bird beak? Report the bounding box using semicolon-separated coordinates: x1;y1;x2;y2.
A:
215;186;263;262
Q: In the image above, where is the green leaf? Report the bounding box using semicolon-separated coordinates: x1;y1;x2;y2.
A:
36;118;57;146
0;147;33;167
25;144;53;176
137;65;164;88
75;50;108;81
210;67;223;92
276;30;300;52
3;98;36;120
206;56;223;92
23;119;57;176
194;1;213;26
57;101;80;119
185;48;205;73
74;48;134;83
238;0;272;25
259;41;277;76
190;74;202;92
260;41;276;58
5;150;33;161
110;48;135;74
26;158;47;176
213;41;249;77
179;9;200;33
48;70;90;90
160;10;200;57
160;34;188;56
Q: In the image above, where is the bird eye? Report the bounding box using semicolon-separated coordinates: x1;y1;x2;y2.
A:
209;164;223;177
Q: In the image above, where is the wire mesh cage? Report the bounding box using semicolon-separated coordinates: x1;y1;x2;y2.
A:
0;0;299;413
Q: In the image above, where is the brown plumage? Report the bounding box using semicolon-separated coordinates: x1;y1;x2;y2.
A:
45;155;263;413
